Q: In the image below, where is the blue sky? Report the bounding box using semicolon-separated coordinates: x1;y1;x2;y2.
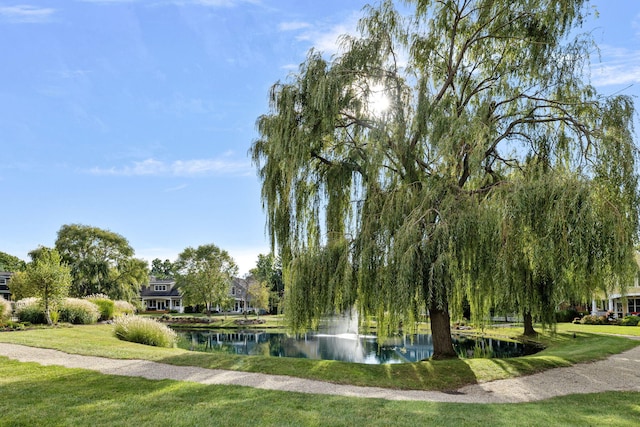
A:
1;0;639;275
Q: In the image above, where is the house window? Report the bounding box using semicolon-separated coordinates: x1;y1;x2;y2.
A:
628;298;640;314
154;285;167;292
231;287;235;295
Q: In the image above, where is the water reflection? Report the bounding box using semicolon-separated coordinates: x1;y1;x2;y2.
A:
175;330;541;364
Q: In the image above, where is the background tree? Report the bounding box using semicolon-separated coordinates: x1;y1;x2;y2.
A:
251;0;637;358
0;251;26;272
174;244;238;314
247;279;270;318
479;168;637;336
55;224;148;300
20;247;71;325
150;258;175;279
249;253;284;313
6;271;29;301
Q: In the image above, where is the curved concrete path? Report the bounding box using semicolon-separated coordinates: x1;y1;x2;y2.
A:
1;342;639;403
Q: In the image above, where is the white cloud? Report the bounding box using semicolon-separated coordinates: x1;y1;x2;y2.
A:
88;155;252;177
75;0;139;3
279;21;310;32
226;245;269;276
292;12;361;57
164;183;188;192
592;45;640;87
0;5;55;23
168;0;261;7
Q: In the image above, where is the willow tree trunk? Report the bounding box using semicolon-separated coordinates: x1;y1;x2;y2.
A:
429;300;457;359
523;311;537;337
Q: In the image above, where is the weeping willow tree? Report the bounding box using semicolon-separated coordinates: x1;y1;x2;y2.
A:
251;0;637;359
492;166;637;337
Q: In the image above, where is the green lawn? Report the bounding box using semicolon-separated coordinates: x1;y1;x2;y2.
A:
1;322;639;426
0;357;638;427
0;322;638;391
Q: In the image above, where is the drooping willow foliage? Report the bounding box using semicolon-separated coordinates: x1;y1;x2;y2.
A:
251;0;638;358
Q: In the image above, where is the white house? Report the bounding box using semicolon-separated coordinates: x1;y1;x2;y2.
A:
140;277;184;313
591;254;640;318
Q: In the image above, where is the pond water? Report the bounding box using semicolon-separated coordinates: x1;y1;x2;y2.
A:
175;330;542;364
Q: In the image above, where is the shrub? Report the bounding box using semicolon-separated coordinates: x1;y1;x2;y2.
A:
580;314;609;325
14;298;46;324
113;315;177;348
555;308;580;323
59;298;100;325
0;298;12;323
114;300;136;316
84;295;115;321
620;315;640;326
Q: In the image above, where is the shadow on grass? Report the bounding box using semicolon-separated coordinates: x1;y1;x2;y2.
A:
157;349;480;391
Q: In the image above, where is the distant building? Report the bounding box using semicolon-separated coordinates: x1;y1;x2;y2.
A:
0;272;12;300
140;277;183;313
139;276;256;314
591;254;640;318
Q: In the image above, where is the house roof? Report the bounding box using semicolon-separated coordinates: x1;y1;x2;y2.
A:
140;279;181;298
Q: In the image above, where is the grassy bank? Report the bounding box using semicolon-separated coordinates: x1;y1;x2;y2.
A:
0;323;637;391
1;322;639;426
0;357;638;427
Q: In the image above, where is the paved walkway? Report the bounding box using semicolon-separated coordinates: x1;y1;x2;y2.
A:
1;342;640;403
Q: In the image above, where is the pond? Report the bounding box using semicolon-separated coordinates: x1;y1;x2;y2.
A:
175;330;542;364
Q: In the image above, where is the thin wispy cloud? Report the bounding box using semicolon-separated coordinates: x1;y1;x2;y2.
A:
164;183;188;192
279;21;310;32
167;0;261;7
0;5;55;23
592;45;640;87
292;12;361;56
88;156;252;177
75;0;139;3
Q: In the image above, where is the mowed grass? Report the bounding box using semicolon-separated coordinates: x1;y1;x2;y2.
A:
0;357;639;427
0;322;638;391
1;322;639;426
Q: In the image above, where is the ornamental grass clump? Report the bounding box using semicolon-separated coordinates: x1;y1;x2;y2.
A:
113;315;177;348
0;298;12;324
59;298;100;325
84;294;115;321
114;300;136;316
14;298;46;324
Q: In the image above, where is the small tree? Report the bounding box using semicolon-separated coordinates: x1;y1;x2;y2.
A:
249;253;284;313
174;244;238;314
22;248;72;325
247;279;270;318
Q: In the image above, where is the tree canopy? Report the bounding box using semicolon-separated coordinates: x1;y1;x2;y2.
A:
251;0;638;358
150;258;175;279
0;251;26;272
55;224;149;300
174;244;238;313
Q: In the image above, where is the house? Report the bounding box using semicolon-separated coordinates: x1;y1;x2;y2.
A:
139;276;256;314
591;254;640;318
140;277;184;313
230;277;256;313
0;272;11;300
